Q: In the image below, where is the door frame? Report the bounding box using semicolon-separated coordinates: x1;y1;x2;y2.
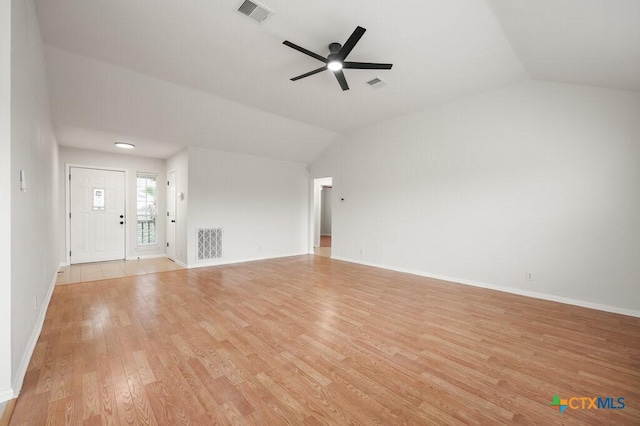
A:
309;176;333;253
65;163;129;266
166;169;177;260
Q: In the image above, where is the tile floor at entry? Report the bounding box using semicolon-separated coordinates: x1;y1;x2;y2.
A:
56;257;183;285
313;235;332;258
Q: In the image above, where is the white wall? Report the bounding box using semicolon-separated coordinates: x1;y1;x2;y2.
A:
187;146;308;266
0;0;13;404
166;148;188;266
312;80;640;315
9;0;60;397
320;187;332;236
59;146;166;264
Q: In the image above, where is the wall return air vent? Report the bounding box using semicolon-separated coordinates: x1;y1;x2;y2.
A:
197;228;223;261
237;0;273;24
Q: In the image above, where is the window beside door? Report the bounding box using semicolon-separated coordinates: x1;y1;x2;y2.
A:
137;172;157;245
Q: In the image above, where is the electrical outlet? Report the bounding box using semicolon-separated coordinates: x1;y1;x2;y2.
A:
360;248;364;255
526;272;534;281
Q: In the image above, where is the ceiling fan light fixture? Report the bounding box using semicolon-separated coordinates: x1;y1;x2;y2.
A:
327;60;343;71
283;26;392;91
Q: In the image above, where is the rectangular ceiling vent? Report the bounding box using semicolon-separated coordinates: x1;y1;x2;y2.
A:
366;78;387;89
237;0;273;24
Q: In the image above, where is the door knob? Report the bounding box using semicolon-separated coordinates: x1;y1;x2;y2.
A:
120;215;124;218
119;221;124;225
171;220;176;223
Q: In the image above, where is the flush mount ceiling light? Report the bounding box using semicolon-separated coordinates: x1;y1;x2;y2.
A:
115;142;135;149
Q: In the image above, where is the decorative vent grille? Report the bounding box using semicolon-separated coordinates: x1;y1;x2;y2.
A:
237;0;272;24
197;228;222;261
366;77;387;88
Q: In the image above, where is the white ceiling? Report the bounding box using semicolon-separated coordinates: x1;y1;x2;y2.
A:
34;0;640;161
44;46;338;162
487;0;640;91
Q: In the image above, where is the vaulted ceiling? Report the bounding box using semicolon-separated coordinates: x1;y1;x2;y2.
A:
34;0;640;162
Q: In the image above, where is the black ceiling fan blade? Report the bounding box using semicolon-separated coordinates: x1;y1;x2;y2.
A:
283;41;327;63
291;66;327;81
333;69;349;91
343;62;393;70
336;26;366;61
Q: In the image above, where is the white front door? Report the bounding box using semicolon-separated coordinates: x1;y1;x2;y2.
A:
70;167;126;264
166;170;176;260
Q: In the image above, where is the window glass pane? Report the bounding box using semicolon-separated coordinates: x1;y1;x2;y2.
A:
93;188;105;210
137;201;147;216
136;173;157;245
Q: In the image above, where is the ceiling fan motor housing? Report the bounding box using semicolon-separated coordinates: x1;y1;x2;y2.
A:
329;43;342;54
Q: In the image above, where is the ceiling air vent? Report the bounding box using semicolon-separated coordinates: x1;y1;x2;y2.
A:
366;78;387;89
237;0;273;24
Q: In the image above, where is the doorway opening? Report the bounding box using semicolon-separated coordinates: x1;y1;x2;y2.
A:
312;177;332;258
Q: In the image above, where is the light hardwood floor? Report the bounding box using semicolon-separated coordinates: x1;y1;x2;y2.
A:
9;256;640;425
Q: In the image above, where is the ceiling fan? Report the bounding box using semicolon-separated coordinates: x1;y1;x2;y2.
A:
283;26;393;91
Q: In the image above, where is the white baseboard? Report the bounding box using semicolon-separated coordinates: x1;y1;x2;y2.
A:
186;252;307;270
331;256;640;318
171;258;188;269
59;262;69;268
0;388;14;404
10;269;57;397
126;254;167;261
